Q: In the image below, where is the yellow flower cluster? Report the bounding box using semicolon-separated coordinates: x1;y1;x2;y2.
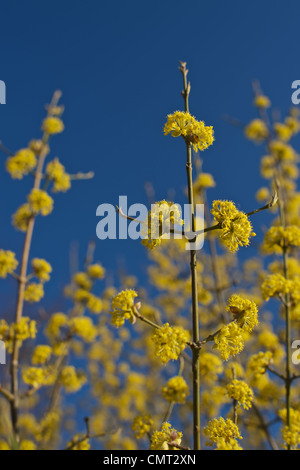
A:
12;203;33;231
27;189;54;216
245;119;269;142
69;317;97;342
45;312;68;340
151;323;189;364
66;265;105;314
193;172;216;193
6;148;37;179
10;317;37;342
246;351;273;379
226;379;254;410
150;422;182;450
204;417;242;450
141;200;183;250
42;116;64;135
31;258;52;282
199;352;224;383
226;294;258;332
110;289;138;327
131;415;153;439
20;440;37;450
59;366;86;393
279;408;300;449
22;367;54;388
263;225;300;253
164;111;214;152
0;250;18;278
211;200;256;252
162;376;189;403
32;345;52;365
29;139;48;155
67;434;90;450
24;282;44;303
46;158;71;193
261;273;300;301
254;95;271;108
213;322;245;361
274;122;293;142
269;140;295;161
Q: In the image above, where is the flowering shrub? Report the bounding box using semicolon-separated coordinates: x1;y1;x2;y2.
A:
0;63;299;451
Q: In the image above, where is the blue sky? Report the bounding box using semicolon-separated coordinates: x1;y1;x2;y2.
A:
1;0;300;308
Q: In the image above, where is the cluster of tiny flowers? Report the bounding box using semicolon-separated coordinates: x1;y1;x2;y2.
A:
110;289;138;327
164;111;214;152
6;148;37;179
46;158;71;193
263;225;300;253
254;95;271;108
150;422;182;450
67;434;90;451
31;258;52;282
69;317;97;342
226;379;254;410
244;118;269;142
213;322;245;361
261;273;300;302
246;351;273;379
204;417;242;450
193;172;216;194
141;200;183;250
27;189;54;216
65;264;105;314
269;140;296;161
273;122;293;142
199;352;224;382
9;317;37;342
131;415;153;439
151;323;190;364
0;250;18;278
59;366;86;393
32;345;52;365
226;294;259;332
161;376;189;403
22;366;56;388
24;282;44;303
211;200;256;252
279;408;300;449
42;116;64;135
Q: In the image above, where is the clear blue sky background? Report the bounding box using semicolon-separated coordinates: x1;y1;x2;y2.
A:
1;0;300;309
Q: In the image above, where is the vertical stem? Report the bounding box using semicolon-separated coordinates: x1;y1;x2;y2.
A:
9;91;61;442
180;62;201;450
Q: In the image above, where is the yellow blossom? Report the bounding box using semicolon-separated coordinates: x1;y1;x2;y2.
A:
31;258;52;282
32;345;52;365
254;95;271;108
213;322;245;361
28;189;53;216
150;422;183;450
204;417;242;450
226;379;253;409
162;376;189;403
42;116;64;135
151;323;189;364
69;317;97;342
211;200;256;252
110;289;138;327
0;250;18;278
67;434;90;450
12;203;33;231
59;366;86;393
164;111;214;152
132;415;153;439
6;148;37;179
245;119;268;142
226;294;258;332
87;263;106;279
46;158;71;193
24;282;44;303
